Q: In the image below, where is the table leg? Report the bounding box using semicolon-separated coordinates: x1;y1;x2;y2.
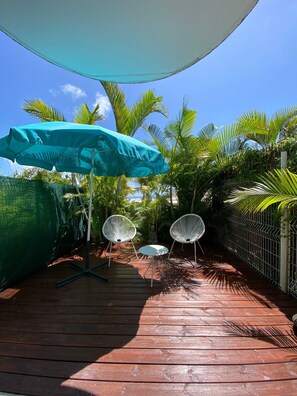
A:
151;258;154;287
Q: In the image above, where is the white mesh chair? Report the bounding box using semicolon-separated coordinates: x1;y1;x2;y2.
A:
102;215;138;266
168;214;205;263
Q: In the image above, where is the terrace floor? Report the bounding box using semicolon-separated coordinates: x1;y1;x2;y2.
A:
0;243;297;395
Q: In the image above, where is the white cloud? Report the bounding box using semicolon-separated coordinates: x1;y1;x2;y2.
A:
93;92;111;118
60;84;87;100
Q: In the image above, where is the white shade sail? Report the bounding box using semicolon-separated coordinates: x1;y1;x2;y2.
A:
0;0;258;83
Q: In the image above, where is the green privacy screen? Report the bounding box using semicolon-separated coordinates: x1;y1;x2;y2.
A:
0;176;84;291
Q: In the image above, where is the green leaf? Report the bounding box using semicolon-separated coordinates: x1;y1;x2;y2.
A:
100;81;129;133
126;90;167;136
22;99;66;122
226;168;297;213
74;104;104;124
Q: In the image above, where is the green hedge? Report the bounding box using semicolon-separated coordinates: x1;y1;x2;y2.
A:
0;176;84;290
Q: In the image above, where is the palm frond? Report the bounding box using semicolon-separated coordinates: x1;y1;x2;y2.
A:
207;124;240;157
197;123;217;140
100;81;129;133
220;139;242;156
273;106;297;140
235;107;297;147
126;90;167;136
236;110;268;134
180;135;206;158
272;106;297;125
146;123;172;156
177;101;197;138
226;169;297;213
22;99;66;122
74;104;104;124
196;124;242;159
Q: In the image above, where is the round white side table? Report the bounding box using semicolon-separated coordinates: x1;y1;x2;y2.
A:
139;244;169;287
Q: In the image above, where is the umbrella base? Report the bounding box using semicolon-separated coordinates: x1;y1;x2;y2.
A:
56;261;108;287
56;239;109;287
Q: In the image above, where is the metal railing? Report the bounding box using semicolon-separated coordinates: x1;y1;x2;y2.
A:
219;150;297;297
221;207;297;298
221;208;280;285
289;209;297;298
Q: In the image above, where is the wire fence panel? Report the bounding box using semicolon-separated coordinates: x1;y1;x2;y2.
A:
221;208;280;286
289;208;297;298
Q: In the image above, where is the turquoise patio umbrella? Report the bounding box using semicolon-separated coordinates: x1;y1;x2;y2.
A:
0;121;169;286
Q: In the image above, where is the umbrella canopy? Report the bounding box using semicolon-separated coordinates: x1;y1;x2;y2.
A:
0;0;258;83
0;122;169;176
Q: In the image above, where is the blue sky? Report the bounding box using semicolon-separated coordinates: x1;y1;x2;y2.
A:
1;0;297;176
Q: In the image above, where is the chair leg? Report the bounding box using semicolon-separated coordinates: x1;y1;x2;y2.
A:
108;242;113;267
105;241;110;259
131;240;139;259
197;240;204;255
168;240;175;258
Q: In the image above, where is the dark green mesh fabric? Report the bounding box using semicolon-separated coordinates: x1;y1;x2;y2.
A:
0;176;84;290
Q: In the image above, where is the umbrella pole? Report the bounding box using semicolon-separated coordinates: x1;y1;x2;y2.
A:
85;170;94;270
56;169;108;287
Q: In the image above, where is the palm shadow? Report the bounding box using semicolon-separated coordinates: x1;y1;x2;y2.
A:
157;257;202;294
225;320;297;355
168;243;275;305
107;242;202;295
192;243;297;313
168;243;297;364
194;258;278;307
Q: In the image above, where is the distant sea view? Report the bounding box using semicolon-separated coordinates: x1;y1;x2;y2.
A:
128;194;142;202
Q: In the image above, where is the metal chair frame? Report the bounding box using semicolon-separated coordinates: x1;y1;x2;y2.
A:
102;215;138;266
168;214;205;263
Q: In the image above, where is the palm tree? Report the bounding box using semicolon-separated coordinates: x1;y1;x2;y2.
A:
224;107;297;214
226;168;297;213
100;81;167;137
235;107;297;149
147;101;243;214
146;101;197;214
100;81;167;211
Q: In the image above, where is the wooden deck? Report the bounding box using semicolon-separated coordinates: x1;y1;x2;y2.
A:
1;243;297;395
